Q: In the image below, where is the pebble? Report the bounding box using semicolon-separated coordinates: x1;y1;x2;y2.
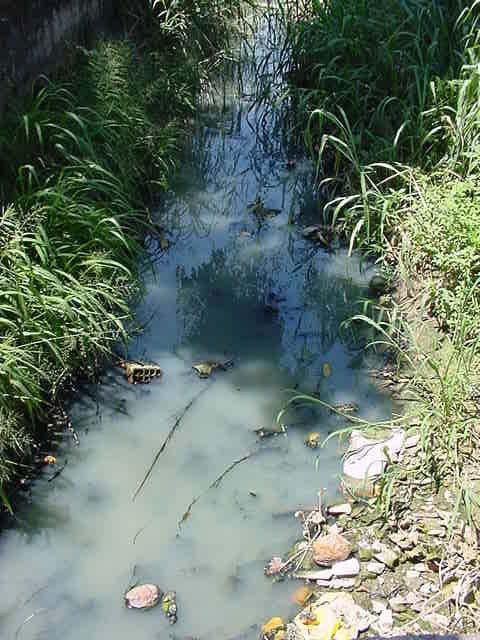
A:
375;608;393;633
332;558;360;577
328;503;352;516
366;561;385;576
371;599;387;614
373;548;399;568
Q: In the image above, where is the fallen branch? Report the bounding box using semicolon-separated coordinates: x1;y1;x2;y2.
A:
178;453;254;530
132;384;211;501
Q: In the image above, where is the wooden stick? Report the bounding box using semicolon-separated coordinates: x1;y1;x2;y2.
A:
132;384;211;501
178;453;253;530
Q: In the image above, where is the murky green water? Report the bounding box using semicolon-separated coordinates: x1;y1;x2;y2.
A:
0;18;390;640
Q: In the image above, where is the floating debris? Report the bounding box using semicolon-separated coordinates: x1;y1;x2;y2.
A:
255;424;287;439
43;455;56;465
161;591;178;624
247;197;281;220
261;617;284;636
265;557;284;576
192;359;233;379
305;432;321;449
125;583;161;610
302;224;334;248
322;363;332;378
331;403;359;414
118;360;163;385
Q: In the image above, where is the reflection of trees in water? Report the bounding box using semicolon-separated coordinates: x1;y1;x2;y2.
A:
175;248;280;359
174;233;370;383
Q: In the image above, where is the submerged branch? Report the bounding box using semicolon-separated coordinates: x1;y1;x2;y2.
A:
177;452;254;530
132;384;212;501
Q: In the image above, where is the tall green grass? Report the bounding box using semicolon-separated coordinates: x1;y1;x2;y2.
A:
280;0;480;531
0;0;244;497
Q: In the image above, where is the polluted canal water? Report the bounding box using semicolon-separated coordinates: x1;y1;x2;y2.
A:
0;17;391;640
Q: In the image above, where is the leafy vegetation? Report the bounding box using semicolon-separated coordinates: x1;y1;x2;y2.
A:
279;0;480;532
0;0;243;497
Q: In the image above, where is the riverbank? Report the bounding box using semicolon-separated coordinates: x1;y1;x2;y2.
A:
261;0;480;635
0;0;243;509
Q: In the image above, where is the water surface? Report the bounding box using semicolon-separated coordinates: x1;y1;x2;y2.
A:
0;18;390;640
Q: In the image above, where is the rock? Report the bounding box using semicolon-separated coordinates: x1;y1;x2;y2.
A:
373;546;399;569
161;591;178;624
372;608;393;634
320;593;373;633
404;434;420;449
420;582;434;595
295;569;334;581
343;429;405;480
406;569;420;580
262;617;284;635
389;530;417;550
125;583;161;609
366;561;385;576
305;432;321;448
358;543;373;562
389;595;408;613
330;578;356;589
328;503;352;516
332;558;360;577
313;531;353;566
371;599;387;614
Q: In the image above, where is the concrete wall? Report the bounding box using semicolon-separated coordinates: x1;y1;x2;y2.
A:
0;0;118;110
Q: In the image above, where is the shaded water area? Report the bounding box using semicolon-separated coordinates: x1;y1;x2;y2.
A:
0;16;391;640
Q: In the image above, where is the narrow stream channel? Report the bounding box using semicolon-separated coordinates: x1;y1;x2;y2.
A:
0;15;391;640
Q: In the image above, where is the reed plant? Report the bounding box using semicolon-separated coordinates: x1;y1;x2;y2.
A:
278;0;480;526
0;0;243;500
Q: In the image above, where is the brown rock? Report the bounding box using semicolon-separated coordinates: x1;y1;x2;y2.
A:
313;530;352;566
125;583;161;609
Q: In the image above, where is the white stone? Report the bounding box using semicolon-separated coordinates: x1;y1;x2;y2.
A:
367;560;385;575
332;577;357;589
406;570;420;580
328;503;352;516
374;608;393;633
371;599;387;614
295;569;333;581
413;562;428;573
404;434;420;449
420;582;434;595
332;558;360;577
343;429;405;480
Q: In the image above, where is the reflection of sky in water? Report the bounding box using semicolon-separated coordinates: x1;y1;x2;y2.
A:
0;18;391;640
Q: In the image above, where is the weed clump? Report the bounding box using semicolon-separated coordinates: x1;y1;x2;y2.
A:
0;1;242;493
